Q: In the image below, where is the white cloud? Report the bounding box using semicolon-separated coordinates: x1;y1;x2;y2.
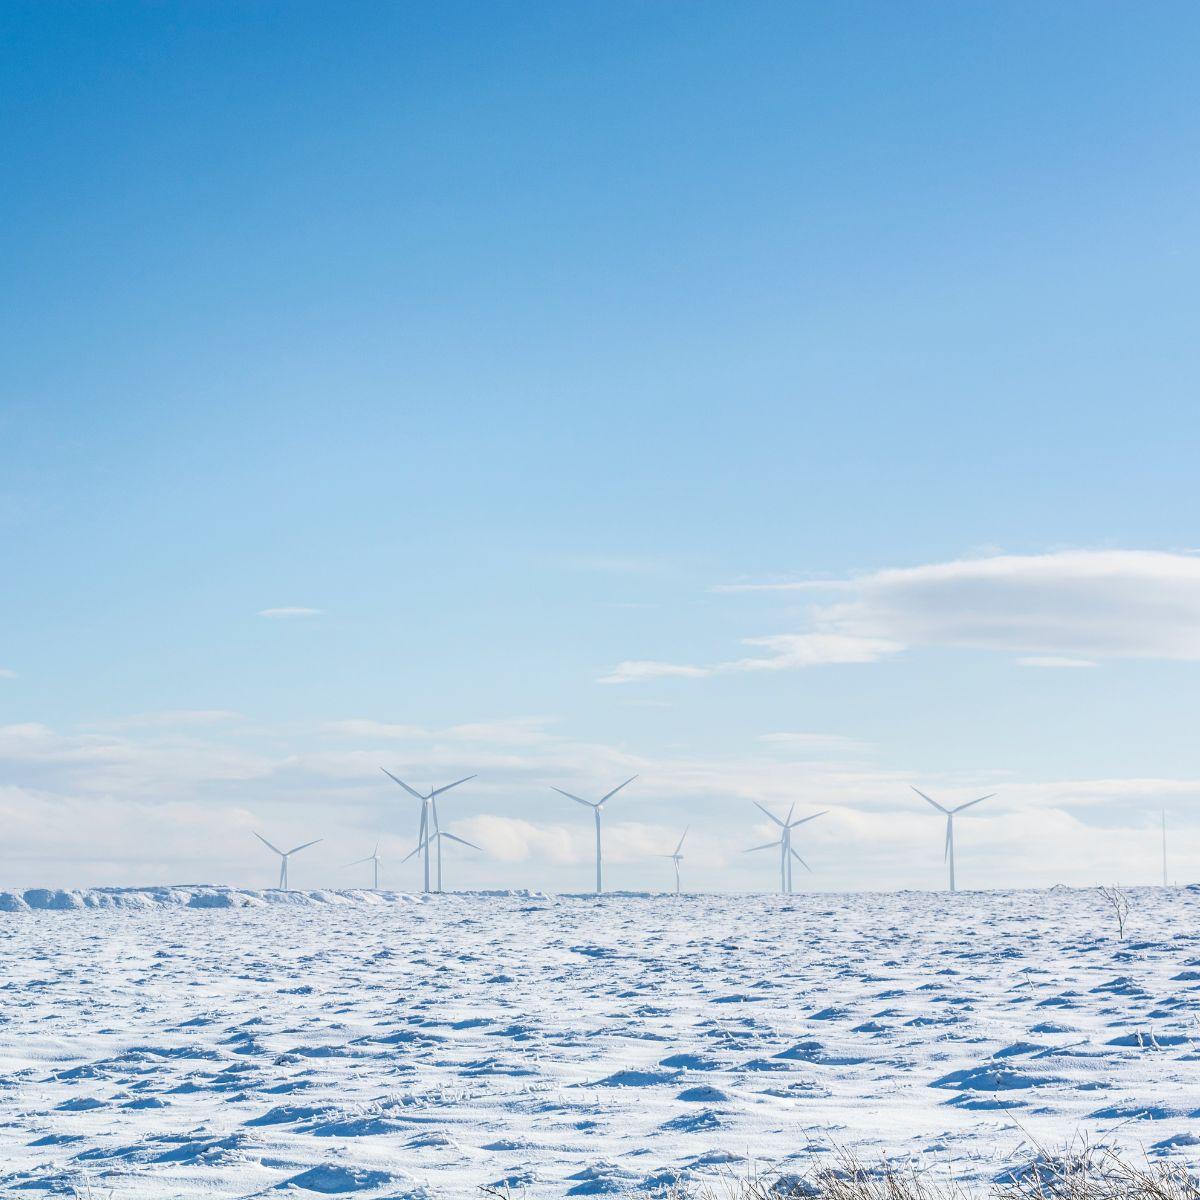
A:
598;661;712;684
606;550;1200;683
815;550;1200;659
0;667;16;679
257;606;323;618
728;633;902;670
323;717;558;746
598;634;900;684
757;732;868;757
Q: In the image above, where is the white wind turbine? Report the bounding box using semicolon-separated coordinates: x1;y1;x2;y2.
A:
746;803;827;894
254;832;322;891
381;769;476;893
344;844;382;890
657;827;688;894
401;827;483;893
912;787;994;892
551;776;637;894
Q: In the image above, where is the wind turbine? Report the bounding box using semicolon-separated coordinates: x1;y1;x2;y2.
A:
552;776;637;894
401;828;482;893
912;787;994;892
345;844;382;890
254;832;322;891
657;827;688;894
746;803;827;894
381;770;476;893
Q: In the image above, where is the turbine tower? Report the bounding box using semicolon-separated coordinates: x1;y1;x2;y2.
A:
401;827;482;893
746;803;827;894
551;776;637;893
381;770;476;893
254;832;322;891
657;827;688;894
345;844;382;890
912;787;994;892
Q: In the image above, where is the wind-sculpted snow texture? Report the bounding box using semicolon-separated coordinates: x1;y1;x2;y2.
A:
1;888;1198;1198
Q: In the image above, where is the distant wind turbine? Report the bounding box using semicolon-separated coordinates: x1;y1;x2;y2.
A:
381;770;476;893
657;827;688;894
912;787;994;892
344;844;382;890
552;776;637;894
746;803;827;894
401;828;482;893
254;832;322;891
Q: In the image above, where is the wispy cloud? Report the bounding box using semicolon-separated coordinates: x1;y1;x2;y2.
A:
257;606;323;619
604;550;1200;683
598;634;901;684
0;667;16;679
323;717;558;746
598;661;712;684
811;550;1200;660
756;732;869;757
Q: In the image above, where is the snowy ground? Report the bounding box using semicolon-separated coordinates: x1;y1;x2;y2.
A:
1;887;1198;1198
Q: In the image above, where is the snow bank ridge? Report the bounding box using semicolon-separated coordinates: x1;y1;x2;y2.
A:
0;886;550;912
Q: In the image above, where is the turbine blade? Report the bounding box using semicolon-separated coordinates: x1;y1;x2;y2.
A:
343;856;373;867
953;793;995;814
286;839;322;855
440;832;481;851
790;848;812;871
912;786;948;814
752;801;785;828
786;802;795;825
430;774;477;798
598;775;638;805
381;768;426;801
254;832;284;856
790;809;828;827
401;838;432;864
944;818;952;862
746;840;782;853
675;826;689;855
551;786;597;808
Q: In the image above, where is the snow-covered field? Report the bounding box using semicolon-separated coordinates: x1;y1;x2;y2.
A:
1;887;1197;1198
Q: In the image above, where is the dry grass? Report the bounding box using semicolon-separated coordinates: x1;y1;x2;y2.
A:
642;1146;1200;1200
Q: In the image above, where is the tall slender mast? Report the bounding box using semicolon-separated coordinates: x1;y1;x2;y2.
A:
594;806;603;893
421;800;431;892
947;815;956;893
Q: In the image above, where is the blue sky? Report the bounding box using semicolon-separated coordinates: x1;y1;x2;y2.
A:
3;3;1200;891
